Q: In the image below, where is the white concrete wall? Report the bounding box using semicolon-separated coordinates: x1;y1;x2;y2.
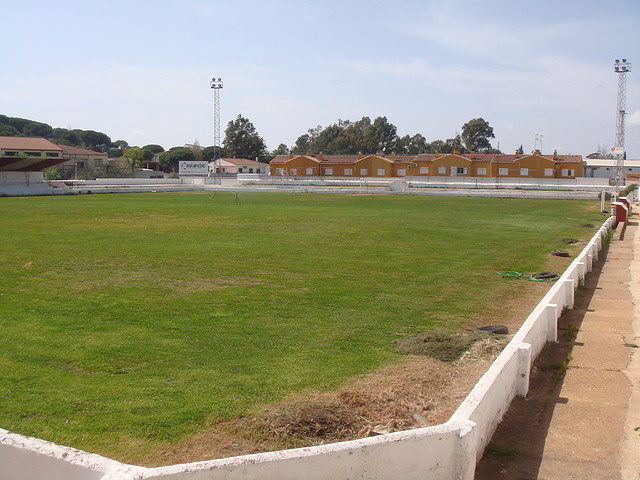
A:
0;428;140;480
241;175;610;190
1;171;45;184
406;176;610;188
1;171;63;196
144;425;461;480
0;217;615;480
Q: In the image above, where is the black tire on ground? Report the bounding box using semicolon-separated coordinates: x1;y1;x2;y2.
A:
475;325;509;335
532;272;559;280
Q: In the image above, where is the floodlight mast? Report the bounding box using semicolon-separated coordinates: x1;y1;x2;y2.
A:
210;77;223;179
614;59;631;188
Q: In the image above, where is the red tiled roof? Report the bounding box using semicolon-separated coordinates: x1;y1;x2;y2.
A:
270;153;583;165
57;144;107;156
0;136;62;151
218;157;265;166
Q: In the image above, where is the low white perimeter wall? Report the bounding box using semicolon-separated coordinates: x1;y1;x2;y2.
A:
0;217;615;480
239;175;611;191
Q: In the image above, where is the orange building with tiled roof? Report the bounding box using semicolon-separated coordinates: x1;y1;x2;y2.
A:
270;151;583;179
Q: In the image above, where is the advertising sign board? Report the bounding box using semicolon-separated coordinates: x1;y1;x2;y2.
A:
179;161;208;176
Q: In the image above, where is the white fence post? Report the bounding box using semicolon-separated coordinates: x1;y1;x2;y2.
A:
453;419;477;480
565;279;575;308
517;344;532;397
546;304;558;342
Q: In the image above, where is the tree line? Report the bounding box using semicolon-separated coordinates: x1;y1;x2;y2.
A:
2;113;514;175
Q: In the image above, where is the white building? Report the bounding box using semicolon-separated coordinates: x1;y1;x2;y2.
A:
583;158;640;183
209;158;268;175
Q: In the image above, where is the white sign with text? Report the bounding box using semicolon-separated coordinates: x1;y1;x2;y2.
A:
179;161;208;176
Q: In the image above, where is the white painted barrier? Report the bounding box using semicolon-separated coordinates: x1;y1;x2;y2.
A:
240;175;611;191
0;217;615;480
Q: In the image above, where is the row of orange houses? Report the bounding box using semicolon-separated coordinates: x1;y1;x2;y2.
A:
269;151;583;179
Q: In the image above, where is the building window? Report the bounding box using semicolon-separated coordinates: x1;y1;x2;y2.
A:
520;168;529;176
561;169;575;177
290;168;297;176
377;168;385;176
456;167;467;175
276;168;283;175
94;159;103;167
477;167;486;176
419;167;429;174
438;166;446;174
47;152;60;157
360;168;368;176
4;151;18;156
306;168;313;175
325;168;333;175
344;168;352;175
545;168;554;176
498;168;508;176
26;152;42;157
397;169;406;176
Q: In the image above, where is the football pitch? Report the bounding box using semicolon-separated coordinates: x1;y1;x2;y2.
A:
0;192;605;461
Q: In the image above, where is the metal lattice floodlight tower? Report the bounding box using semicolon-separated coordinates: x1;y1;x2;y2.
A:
614;59;631;187
210;77;223;175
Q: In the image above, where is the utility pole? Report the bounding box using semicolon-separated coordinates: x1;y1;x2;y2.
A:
210;77;223;182
614;59;631;188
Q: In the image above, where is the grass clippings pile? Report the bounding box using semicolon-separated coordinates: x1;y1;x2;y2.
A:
394;331;507;363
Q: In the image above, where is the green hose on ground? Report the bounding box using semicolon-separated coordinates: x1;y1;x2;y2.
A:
498;271;559;282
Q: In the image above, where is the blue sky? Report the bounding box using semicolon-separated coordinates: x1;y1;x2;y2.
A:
1;0;639;157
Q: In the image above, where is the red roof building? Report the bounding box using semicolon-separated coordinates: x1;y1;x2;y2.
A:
269;151;584;179
0;136;68;171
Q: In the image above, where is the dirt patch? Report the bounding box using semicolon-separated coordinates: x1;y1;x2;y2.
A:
395;331;506;363
140;335;509;467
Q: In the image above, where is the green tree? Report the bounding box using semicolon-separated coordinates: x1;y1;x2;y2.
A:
158;147;195;172
223;114;267;160
398;133;429;154
4;116;31;133
291;134;310;154
142;144;164;154
364;116;398;153
122;146;145;171
107;148;123;158
271;143;290;156
43;167;62;180
23;121;53;138
112;140;129;149
81;130;111;151
461;118;495;152
428;135;466;154
202;146;218;162
53;129;83;146
0;124;20;136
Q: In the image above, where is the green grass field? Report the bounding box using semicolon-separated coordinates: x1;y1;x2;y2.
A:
0;192;606;461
